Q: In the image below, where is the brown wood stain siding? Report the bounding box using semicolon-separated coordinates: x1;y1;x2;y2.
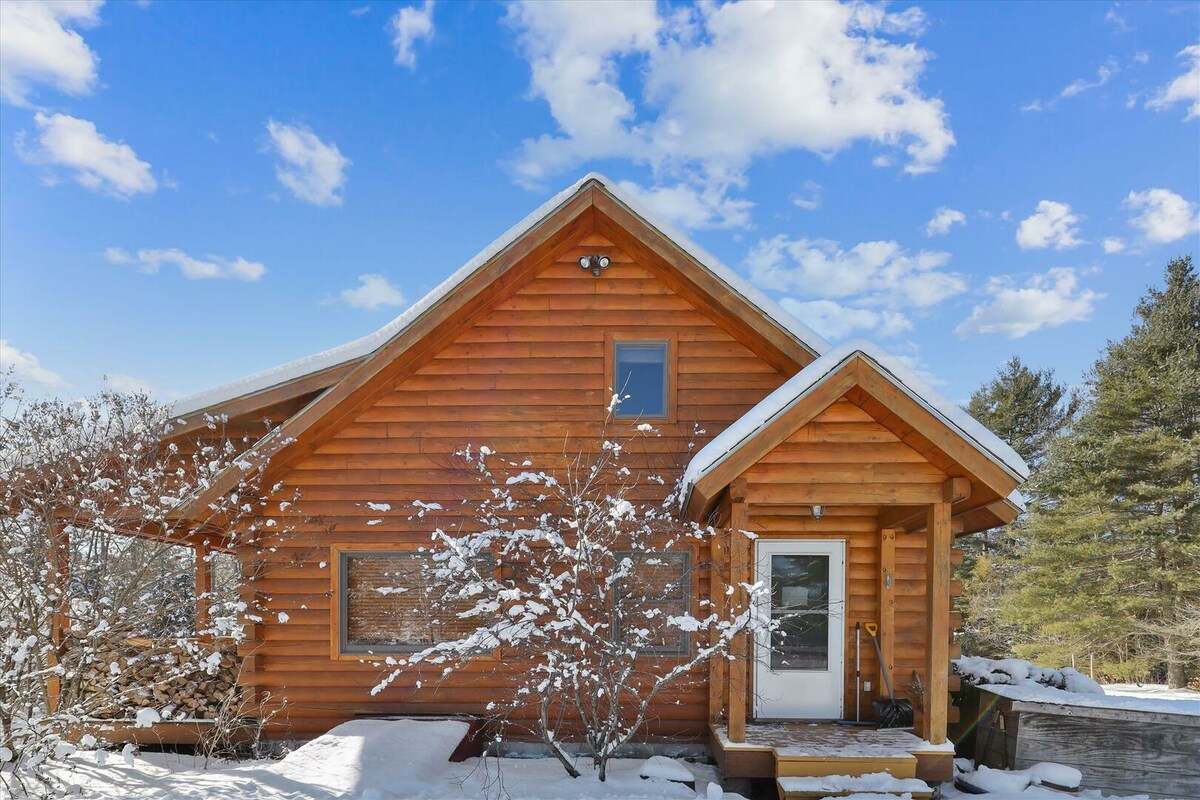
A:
740;400;947;722
240;229;793;739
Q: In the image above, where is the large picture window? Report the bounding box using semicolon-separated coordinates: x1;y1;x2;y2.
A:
612;340;669;419
613;551;691;657
336;549;492;656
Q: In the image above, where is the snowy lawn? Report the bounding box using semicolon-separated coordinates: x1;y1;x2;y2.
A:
21;719;733;800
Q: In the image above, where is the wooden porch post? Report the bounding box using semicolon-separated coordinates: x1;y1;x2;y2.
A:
195;542;213;641
47;523;70;711
727;479;751;743
924;499;952;744
708;533;728;725
878;528;897;707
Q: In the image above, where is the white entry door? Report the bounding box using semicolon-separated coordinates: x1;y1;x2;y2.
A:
754;539;846;720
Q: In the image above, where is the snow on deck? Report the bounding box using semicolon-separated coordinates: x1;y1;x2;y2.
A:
982;681;1200;717
712;722;953;758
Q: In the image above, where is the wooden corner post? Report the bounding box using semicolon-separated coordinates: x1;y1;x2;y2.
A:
924;498;953;744
727;478;752;744
195;541;213;641
708;531;728;725
878;528;897;707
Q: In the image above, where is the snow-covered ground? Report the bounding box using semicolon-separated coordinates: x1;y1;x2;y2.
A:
1103;682;1200;702
15;713;1186;799
19;719;732;800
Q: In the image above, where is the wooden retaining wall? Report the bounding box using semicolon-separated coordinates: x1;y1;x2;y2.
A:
974;689;1200;799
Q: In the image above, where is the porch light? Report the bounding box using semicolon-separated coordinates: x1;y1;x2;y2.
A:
811;504;824;520
579;254;611;276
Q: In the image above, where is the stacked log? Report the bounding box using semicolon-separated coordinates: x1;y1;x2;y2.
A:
72;636;241;721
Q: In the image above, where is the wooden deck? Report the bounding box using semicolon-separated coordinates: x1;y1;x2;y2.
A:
710;722;952;797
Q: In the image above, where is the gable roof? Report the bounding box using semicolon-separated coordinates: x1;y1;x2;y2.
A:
170;174;831;524
172;173;829;420
680;339;1030;523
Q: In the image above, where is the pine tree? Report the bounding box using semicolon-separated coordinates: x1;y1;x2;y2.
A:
1002;256;1200;686
958;358;1079;656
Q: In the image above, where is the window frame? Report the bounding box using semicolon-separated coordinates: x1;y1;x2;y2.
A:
329;543;497;661
604;332;678;423
612;549;693;658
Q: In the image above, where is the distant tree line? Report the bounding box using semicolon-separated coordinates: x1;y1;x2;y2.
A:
959;256;1199;689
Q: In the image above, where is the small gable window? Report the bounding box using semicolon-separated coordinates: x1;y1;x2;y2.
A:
612;340;669;419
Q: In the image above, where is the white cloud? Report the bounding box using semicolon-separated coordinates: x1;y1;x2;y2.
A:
1020;100;1043;113
1104;7;1130;33
505;1;953;199
1123;188;1200;244
350;5;371;17
1146;44;1200;121
1016;200;1083;250
104;373;155;395
0;0;102;106
264;120;351;207
745;236;966;309
340;274;405;310
17;112;157;199
389;0;435;70
955;268;1103;339
925;207;966;237
1132;51;1150;65
1061;59;1118;98
1101;237;1126;254
791;181;822;211
615;179;753;230
779;298;912;341
0;339;67;388
106;246;266;281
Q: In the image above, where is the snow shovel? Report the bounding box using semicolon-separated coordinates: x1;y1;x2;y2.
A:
864;622;914;729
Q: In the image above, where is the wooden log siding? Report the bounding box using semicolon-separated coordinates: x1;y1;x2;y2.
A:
739;401;948;724
235;231;793;739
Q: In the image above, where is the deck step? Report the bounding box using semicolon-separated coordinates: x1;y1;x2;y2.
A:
777;772;933;800
773;751;917;779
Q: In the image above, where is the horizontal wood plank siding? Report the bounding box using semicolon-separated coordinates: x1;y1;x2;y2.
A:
241;229;791;740
740;401;943;722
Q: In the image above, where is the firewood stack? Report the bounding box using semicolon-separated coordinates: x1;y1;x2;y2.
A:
72;637;241;721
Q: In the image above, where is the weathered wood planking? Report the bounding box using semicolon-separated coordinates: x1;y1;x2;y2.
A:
975;691;1200;800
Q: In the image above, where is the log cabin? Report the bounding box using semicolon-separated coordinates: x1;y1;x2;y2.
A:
123;174;1029;788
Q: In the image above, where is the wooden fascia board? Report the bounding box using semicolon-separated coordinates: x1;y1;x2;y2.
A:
855;366;1020;500
167;362;358;440
684;360;861;520
175;188;598;523
590;191;816;374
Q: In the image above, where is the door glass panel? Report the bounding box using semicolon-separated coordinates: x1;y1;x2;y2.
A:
769;554;830;671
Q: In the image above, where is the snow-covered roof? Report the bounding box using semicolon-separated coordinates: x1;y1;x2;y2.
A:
172;173;829;418
681;339;1030;505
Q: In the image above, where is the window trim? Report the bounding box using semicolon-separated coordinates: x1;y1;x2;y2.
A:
604;332;678;423
612;549;693;658
329;543;498;662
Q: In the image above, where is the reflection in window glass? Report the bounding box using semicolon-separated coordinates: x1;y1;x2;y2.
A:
769;554;831;671
614;342;667;418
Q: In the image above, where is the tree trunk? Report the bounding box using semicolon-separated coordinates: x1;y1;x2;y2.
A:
1166;634;1186;689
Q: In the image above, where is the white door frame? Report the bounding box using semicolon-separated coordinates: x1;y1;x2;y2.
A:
753;539;847;720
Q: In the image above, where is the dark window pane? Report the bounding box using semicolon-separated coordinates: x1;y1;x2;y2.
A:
769;554;830;671
614;551;690;656
341;552;492;654
614;342;667;418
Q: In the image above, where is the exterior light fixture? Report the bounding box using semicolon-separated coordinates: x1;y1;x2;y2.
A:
578;254;611;277
811;504;824;520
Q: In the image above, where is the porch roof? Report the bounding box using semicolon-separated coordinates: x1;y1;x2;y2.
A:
680;339;1029;524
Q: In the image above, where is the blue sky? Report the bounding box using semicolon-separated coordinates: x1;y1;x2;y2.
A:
1;0;1197;405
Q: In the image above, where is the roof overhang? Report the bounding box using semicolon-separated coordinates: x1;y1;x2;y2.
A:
171;174;831;523
681;340;1029;530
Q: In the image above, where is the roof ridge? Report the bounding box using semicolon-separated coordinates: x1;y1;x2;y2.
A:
172;172;829;417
